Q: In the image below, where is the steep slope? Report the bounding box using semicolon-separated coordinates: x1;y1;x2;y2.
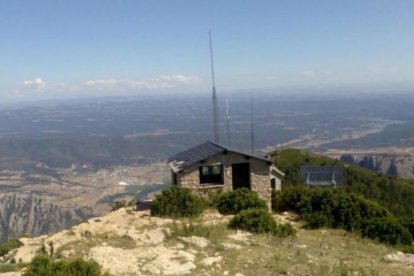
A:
3;207;414;275
270;149;414;217
340;153;414;180
0;193;81;242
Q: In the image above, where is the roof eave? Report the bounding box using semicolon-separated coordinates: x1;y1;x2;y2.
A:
168;161;185;173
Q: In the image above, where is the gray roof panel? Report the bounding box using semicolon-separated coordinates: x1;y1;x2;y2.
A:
168;141;273;172
168;141;224;167
300;165;343;186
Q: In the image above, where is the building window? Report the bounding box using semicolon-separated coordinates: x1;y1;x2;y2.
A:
199;165;224;185
201;166;210;176
212;165;221;175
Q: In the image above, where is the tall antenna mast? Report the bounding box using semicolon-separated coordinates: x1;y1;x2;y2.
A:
209;31;219;143
225;92;231;145
250;96;254;153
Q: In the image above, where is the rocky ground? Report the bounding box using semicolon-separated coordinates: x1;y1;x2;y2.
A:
0;162;169;243
3;207;414;275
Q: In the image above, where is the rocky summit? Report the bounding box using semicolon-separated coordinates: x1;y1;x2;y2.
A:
2;207;414;275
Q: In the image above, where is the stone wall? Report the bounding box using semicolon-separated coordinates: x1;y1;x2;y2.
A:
175;152;276;208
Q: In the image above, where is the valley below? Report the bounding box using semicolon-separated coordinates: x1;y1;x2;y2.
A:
0;162;169;242
1;93;414;243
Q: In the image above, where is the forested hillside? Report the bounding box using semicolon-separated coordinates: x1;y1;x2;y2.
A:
271;149;414;217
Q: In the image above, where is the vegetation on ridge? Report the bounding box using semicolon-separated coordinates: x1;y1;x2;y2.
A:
273;187;412;245
272;148;414;217
229;208;296;237
271;148;414;247
23;255;108;276
0;238;23;257
150;186;207;218
215;188;268;215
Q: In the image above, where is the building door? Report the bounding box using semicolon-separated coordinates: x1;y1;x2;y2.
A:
271;178;276;189
232;163;251;189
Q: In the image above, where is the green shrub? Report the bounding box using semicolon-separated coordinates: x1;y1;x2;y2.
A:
273;187;412;245
150;186;206;218
111;200;127;211
273;221;297;238
400;218;414;238
201;188;223;207
229;208;296;237
23;255;106;276
272;148;414;217
272;187;309;213
229;208;274;233
303;213;332;229
398;244;414;254
359;218;413;245
0;239;23;257
127;200;136;207
216;188;268;215
273;187;390;230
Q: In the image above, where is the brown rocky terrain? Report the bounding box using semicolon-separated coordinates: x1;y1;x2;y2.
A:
2;207;414;275
0;162;169;242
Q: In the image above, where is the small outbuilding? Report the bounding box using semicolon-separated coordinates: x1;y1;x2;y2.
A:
168;141;284;207
300;165;343;188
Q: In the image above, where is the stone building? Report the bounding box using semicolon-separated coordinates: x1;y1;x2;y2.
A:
168;141;284;207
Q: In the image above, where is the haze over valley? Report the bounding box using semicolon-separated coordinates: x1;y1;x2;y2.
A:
2;1;414;274
0;91;413;242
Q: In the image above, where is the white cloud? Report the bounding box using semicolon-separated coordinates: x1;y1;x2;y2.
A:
24;78;48;92
83;75;201;91
367;66;379;74
20;75;201;95
367;66;400;76
302;70;316;79
83;79;119;90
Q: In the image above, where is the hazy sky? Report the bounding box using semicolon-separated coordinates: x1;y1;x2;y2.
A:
1;0;414;101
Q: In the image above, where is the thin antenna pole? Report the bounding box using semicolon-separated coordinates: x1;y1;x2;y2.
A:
250;96;254;153
209;31;216;91
225;92;231;145
209;31;219;143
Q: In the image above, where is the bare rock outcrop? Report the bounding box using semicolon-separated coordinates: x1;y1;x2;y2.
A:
0;193;80;242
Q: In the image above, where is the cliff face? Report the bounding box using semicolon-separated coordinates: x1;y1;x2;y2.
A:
0;193;80;242
340;154;414;180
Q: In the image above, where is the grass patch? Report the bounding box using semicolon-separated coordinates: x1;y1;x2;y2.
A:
0;239;23;257
217;228;401;276
56;234;136;257
166;221;228;245
0;263;26;273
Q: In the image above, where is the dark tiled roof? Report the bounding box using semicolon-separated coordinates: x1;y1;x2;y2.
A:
168;141;273;172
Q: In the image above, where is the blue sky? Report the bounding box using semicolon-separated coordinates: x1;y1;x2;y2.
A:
1;0;414;101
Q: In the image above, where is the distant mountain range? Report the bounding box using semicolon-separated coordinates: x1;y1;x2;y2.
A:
340;154;414;180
